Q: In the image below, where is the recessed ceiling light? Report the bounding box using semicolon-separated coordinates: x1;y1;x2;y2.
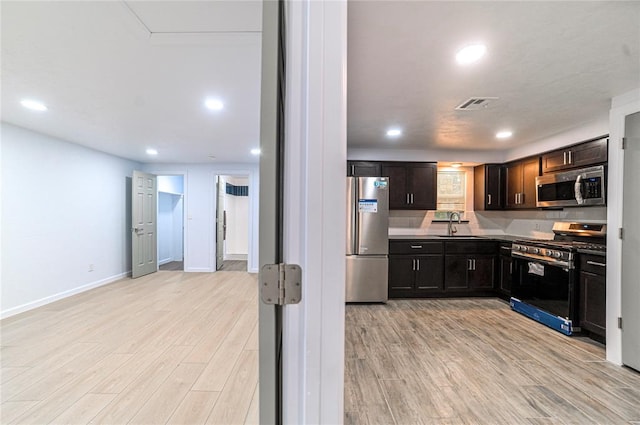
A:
456;43;487;65
21;99;48;111
204;98;224;111
451;162;463;168
496;130;513;139
386;128;402;137
250;148;261;155
146;148;158;156
208;154;217;160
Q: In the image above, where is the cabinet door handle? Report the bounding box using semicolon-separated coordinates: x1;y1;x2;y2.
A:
467;259;472;271
488;194;492;205
350;164;355;175
406;193;410;204
410;245;423;249
416;259;420;271
563;151;567;165
568;150;573;164
412;259;416;271
509;263;512;273
410;193;414;204
586;260;606;267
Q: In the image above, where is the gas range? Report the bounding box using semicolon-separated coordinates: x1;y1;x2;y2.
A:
510;221;607;336
511;222;606;269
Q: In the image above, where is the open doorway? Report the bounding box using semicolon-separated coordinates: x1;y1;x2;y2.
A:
157;175;184;271
216;175;250;272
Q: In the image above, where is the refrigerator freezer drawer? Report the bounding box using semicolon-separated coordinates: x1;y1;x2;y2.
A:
346;255;388;303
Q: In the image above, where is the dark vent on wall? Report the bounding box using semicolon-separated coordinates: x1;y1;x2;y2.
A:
226;183;249;197
455;97;498;111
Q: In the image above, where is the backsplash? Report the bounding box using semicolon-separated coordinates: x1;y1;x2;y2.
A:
389;207;607;239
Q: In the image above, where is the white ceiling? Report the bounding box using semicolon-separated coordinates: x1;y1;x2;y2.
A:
1;1;263;164
348;1;640;151
2;1;639;164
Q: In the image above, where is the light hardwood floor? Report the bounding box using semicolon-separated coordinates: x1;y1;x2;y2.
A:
345;298;640;425
1;271;259;425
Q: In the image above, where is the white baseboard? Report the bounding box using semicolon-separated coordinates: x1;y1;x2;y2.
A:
223;254;248;261
0;271;130;320
185;267;213;273
158;257;173;266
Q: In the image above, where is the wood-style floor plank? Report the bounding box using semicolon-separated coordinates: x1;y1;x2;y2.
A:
0;271;258;425
345;298;640;425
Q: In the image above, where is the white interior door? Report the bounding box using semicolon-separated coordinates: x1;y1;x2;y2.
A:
132;170;158;278
216;176;225;270
622;111;640;371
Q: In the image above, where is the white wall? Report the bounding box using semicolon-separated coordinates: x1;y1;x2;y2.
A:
158;175;184;265
144;163;259;273
348;147;504;164
353;119;609;239
158;192;183;264
158;175;184;194
606;88;640;364
1;123;140;318
505;116;610;162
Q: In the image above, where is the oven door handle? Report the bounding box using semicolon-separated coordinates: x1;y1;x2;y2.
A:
512;251;573;269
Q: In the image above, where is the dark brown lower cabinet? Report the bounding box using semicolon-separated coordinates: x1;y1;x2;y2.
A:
444;255;495;291
389;239;499;298
498;243;513;298
388;240;443;298
443;241;497;293
579;254;606;342
388;255;443;298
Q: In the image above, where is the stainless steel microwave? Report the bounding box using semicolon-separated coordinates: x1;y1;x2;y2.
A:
536;165;606;208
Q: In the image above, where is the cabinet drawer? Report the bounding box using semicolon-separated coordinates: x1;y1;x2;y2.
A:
580;255;606;275
389;240;443;254
444;241;498;255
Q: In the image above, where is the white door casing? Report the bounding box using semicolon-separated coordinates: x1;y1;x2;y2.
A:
216;176;225;270
621;111;640;371
281;1;348;423
132;170;157;278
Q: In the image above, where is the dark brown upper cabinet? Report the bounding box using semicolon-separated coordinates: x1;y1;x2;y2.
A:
474;164;504;210
381;162;437;210
505;156;540;209
541;137;608;174
346;161;382;177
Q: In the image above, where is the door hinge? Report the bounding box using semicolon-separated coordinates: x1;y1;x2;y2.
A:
618;317;623;329
619;228;624;240
260;263;302;305
622;137;627;150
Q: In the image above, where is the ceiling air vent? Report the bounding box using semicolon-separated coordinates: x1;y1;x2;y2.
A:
455;97;498;111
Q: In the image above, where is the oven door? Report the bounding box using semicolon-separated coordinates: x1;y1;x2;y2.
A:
512;257;577;322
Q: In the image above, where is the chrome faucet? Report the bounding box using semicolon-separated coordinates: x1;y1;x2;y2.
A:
448;211;461;236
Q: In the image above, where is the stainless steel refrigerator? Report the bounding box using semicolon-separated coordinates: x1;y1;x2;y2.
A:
346;176;389;302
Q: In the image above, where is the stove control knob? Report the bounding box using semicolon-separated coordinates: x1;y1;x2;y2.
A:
546;250;554;257
531;248;540;254
554;251;562;258
520;246;528;252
